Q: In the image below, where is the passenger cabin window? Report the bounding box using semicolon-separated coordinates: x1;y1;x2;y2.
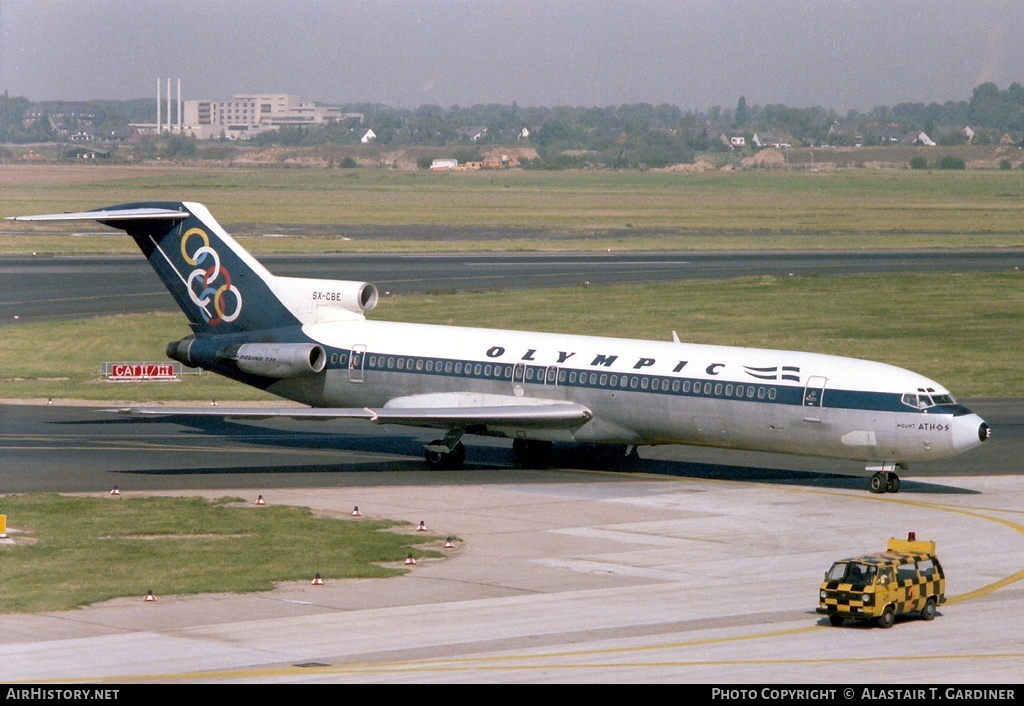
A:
897;563;917;583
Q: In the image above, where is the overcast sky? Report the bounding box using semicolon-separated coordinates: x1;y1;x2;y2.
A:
2;0;1022;112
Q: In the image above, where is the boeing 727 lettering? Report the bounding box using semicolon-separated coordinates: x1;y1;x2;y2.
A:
9;202;990;492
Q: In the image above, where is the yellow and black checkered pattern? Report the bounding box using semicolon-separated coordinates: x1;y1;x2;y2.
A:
817;538;945;626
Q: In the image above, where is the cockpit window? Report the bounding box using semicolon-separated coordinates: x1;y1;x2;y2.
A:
902;392;957;409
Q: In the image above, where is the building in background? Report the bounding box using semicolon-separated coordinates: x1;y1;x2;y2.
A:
183;94;344;140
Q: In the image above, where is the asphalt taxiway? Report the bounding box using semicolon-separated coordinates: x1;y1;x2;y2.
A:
3;249;1022;322
0;398;1019;493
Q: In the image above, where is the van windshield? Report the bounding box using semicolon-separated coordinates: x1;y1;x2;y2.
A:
826;561;877;587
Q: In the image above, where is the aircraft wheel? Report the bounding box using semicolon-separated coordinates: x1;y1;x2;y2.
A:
869;472;887;494
886;473;901;493
425;440;452;470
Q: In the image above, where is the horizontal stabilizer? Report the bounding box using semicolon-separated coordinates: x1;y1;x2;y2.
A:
8;207;188;223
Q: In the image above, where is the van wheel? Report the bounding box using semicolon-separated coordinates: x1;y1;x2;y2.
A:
829;615;845;627
921;598;936;621
878;605;895;628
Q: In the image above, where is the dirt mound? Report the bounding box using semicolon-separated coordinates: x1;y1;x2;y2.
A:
233;145;352;166
741;148;785;168
483;146;539;161
661;159;718;172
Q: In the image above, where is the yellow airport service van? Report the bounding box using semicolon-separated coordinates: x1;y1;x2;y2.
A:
817;533;946;628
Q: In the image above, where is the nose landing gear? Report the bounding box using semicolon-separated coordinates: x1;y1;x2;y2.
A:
867;464;903;494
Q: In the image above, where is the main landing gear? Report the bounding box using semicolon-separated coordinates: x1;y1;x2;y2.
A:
867;465;903;494
424;430;466;470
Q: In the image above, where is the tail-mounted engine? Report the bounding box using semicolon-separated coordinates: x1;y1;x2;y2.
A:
218;342;326;378
167;338;327;378
272;276;379;324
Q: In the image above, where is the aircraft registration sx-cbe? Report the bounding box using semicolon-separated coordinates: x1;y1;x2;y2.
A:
10;201;990;492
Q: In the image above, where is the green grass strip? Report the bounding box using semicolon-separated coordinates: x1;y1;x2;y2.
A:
0;494;440;613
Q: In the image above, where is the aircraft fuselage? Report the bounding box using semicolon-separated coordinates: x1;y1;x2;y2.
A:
238;318;988;466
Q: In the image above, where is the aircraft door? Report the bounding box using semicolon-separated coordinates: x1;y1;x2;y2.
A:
512;363;558;394
803;376;827;407
349;344;366;383
512;362;526;395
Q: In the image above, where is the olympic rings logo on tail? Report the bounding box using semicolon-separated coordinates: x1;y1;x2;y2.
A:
181;227;242;325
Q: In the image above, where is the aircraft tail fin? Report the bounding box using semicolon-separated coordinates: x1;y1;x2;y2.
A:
10;201;377;334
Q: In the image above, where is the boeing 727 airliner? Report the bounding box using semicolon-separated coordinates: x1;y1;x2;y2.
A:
10;202;990;492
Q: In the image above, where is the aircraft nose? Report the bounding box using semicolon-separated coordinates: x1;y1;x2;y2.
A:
952;412;990;453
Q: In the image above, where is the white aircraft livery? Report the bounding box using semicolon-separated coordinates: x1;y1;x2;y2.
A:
10;202;990;492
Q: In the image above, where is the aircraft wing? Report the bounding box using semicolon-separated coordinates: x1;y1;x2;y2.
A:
369;401;592;429
104;399;593;430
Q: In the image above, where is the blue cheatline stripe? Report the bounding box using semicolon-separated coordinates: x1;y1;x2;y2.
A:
322;347;928;415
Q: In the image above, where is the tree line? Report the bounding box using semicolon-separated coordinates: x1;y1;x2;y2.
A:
2;83;1022;169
